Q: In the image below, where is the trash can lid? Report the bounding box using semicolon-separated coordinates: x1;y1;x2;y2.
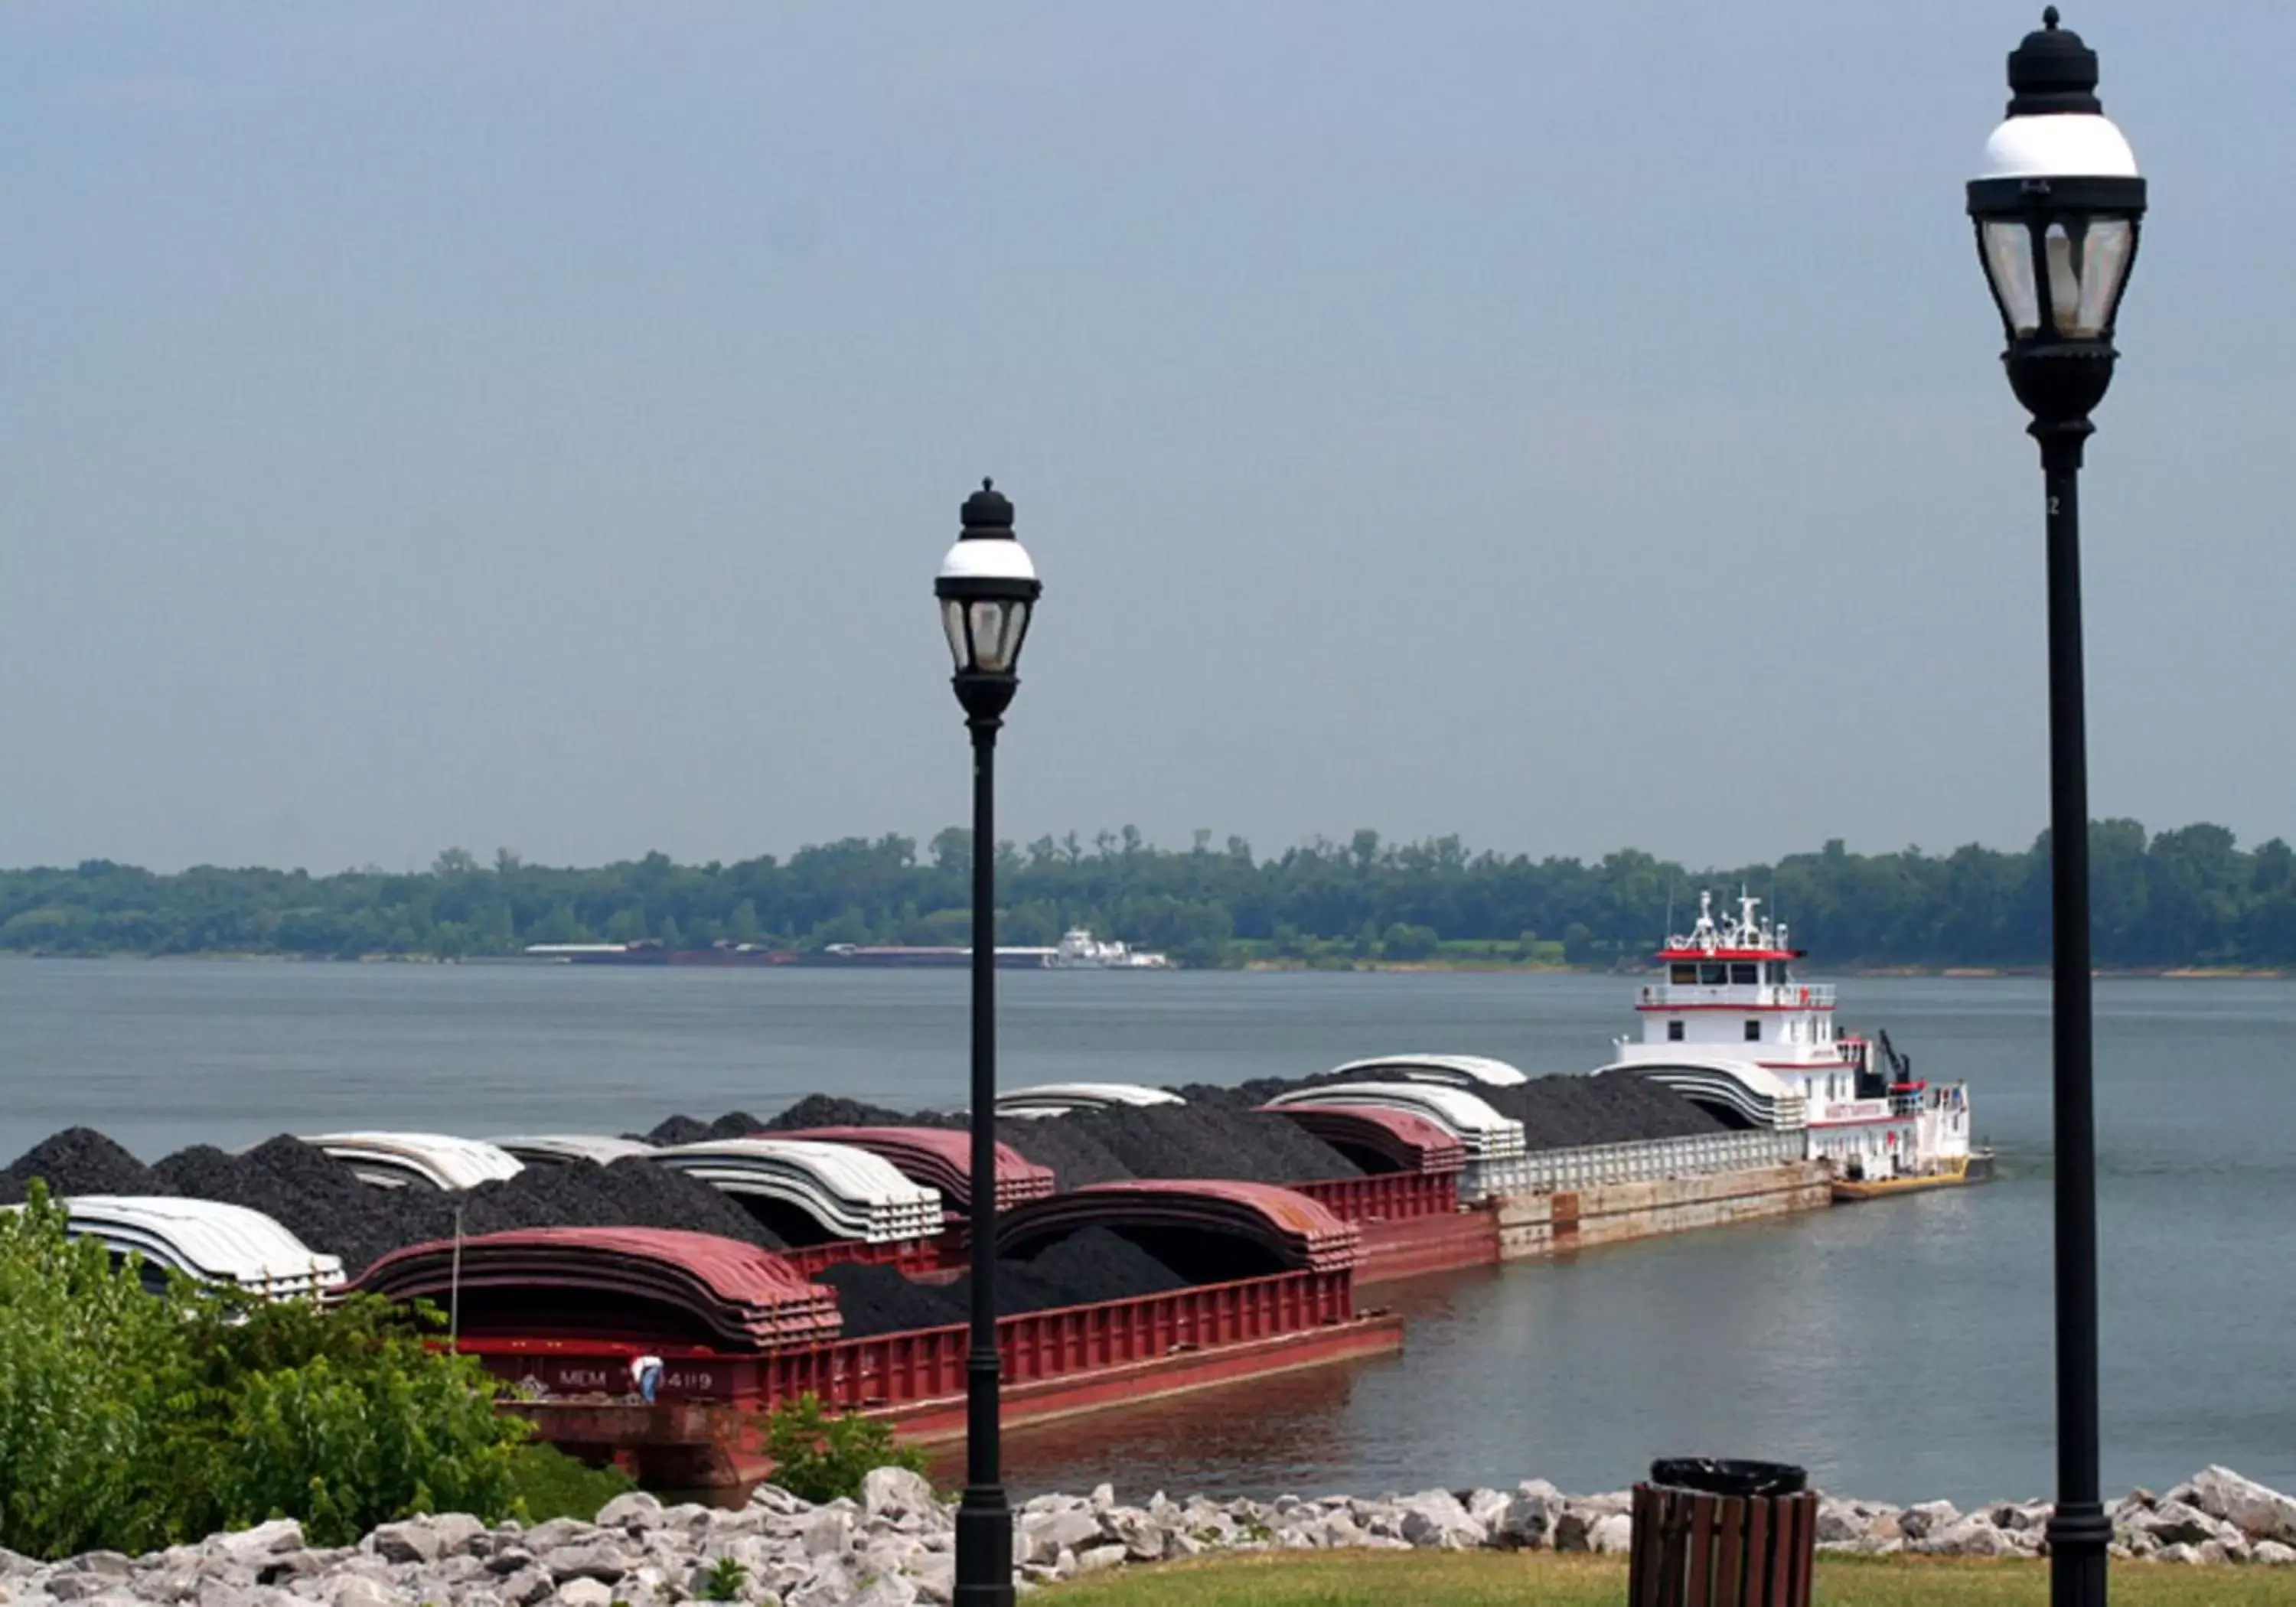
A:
1648;1459;1808;1498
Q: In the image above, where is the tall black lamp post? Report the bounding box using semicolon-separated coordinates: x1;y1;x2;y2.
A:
1966;12;2144;1606
936;478;1041;1607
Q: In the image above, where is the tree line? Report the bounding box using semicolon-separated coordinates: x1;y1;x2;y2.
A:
2;820;2290;970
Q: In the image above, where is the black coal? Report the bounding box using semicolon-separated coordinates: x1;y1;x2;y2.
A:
0;1128;171;1204
1171;1068;1724;1152
823;1226;1192;1339
148;1138;786;1280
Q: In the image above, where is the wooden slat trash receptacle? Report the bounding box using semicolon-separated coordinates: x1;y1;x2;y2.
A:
1629;1459;1814;1607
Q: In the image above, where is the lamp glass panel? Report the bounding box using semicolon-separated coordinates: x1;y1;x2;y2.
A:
2073;217;2135;335
1000;598;1034;670
1982;220;2042;334
941;598;970;672
2043;224;2082;334
968;600;1016;673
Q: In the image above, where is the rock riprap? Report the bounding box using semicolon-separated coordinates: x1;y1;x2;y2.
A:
3;1466;2289;1605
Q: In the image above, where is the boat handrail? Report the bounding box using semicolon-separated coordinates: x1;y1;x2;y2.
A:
1636;982;1837;1009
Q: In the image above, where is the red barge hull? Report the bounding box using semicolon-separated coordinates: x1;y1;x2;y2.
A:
473;1267;1402;1488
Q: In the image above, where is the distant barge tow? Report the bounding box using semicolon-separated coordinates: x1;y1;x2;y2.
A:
524;927;1174;970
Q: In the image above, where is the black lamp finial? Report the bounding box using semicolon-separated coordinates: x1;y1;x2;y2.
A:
960;478;1015;534
2007;7;2102;117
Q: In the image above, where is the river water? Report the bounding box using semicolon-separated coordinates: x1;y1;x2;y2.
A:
2;960;2289;1504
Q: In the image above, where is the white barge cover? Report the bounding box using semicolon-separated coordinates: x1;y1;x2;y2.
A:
58;1195;345;1297
1323;1054;1529;1088
294;1133;527;1191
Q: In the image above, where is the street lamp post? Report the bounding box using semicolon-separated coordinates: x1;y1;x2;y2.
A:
1966;12;2144;1606
935;478;1042;1607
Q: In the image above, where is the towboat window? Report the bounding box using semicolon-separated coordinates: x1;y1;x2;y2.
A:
1743;1020;1761;1041
1667;1021;1685;1042
1729;962;1758;985
1698;963;1727;986
1671;963;1698;985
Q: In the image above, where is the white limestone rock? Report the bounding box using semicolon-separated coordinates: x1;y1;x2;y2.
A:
1814;1500;1866;1545
784;1560;853;1607
493;1569;553;1607
2139;1500;2232;1549
538;1545;628;1586
1589;1514;1634;1554
1495;1481;1564;1550
2183;1467;2296;1546
859;1469;944;1534
1395;1490;1483;1550
1014;1511;1099;1569
1898;1501;1960;1542
594;1494;664;1534
1919;1516;2011;1557
206;1524;305;1568
1071;1544;1127;1576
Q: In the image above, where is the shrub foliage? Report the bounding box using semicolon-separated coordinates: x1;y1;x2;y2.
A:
0;1184;529;1558
762;1392;931;1505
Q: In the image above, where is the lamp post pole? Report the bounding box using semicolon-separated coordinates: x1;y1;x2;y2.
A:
2040;408;2105;1607
957;703;1008;1607
936;479;1042;1607
1965;14;2144;1605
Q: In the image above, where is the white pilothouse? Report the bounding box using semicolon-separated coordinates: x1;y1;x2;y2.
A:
1599;892;1988;1195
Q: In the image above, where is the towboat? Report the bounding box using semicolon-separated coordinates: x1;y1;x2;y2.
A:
1596;892;1992;1199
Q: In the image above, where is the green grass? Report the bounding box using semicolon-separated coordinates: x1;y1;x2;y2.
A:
1039;1549;2296;1606
502;1444;635;1524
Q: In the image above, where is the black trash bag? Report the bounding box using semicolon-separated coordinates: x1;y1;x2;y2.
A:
1648;1459;1807;1499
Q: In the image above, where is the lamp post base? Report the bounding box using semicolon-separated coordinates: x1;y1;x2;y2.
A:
2047;1502;2111;1607
954;1491;1016;1607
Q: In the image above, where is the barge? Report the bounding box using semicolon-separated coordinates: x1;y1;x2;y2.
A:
473;1269;1400;1488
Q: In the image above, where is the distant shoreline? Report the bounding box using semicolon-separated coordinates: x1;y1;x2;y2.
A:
5;952;2291;980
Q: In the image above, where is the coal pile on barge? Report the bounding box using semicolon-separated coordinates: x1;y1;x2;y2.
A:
763;1093;1361;1190
1176;1068;1725;1152
642;1110;768;1146
818;1227;1191;1338
145;1137;788;1279
1479;1071;1725;1149
0;1128;174;1203
1056;1103;1359;1185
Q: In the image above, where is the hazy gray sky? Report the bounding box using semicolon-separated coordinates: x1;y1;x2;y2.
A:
3;4;2286;875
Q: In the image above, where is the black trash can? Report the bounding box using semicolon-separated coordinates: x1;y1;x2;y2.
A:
1629;1459;1815;1607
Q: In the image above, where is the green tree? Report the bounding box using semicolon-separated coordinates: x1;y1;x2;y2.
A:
1381;922;1440;961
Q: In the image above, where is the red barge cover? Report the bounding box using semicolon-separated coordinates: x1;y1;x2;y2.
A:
768;1126;1055;1212
1258;1103;1469;1176
996;1179;1361;1275
356;1227;841;1348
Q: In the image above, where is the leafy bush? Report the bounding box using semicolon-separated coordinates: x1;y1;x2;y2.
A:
760;1393;930;1504
0;1185;181;1557
0;1184;532;1558
503;1444;637;1524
